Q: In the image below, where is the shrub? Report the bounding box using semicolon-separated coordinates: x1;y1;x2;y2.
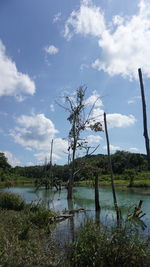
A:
70;220;150;267
0;192;25;210
29;204;57;228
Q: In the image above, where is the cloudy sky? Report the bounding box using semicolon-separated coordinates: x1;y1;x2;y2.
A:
0;0;150;166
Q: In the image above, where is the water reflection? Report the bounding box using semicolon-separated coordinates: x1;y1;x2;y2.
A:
1;185;150;240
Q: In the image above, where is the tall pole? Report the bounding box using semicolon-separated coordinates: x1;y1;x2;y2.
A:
104;112;120;226
49;139;53;184
50;139;53;167
138;68;150;169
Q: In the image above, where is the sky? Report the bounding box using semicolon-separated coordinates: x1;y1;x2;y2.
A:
0;0;150;167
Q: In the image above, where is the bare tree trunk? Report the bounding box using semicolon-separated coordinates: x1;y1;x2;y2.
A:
104;112;121;226
49;139;53;187
94;172;100;212
138;68;150;169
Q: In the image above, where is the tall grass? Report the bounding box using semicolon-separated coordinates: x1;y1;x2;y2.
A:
69;220;150;267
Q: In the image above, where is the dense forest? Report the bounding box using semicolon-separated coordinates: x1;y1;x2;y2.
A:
0;150;148;184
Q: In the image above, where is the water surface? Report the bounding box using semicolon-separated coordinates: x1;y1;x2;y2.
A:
1;185;150;241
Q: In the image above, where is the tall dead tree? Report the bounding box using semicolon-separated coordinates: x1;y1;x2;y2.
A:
138;68;150;169
60;86;102;199
104;112;121;226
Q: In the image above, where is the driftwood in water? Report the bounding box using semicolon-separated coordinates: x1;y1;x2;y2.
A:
63;208;86;214
127;200;146;220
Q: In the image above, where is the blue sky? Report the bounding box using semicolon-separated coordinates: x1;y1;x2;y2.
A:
0;0;150;166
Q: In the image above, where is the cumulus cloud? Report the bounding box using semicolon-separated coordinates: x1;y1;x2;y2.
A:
103;144;121;151
64;0;150;79
3;151;21;167
85;90;103;107
34;138;68;164
10;113;69;163
106;113;136;128
45;45;59;55
91;108;136;129
10;113;58;150
85;134;102;144
64;0;105;40
92;0;150;79
0;40;36;100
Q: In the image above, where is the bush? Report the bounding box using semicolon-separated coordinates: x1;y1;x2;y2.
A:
0;192;25;210
70;220;150;267
29;204;57;228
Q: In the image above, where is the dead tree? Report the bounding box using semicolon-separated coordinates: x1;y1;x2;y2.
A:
104;112;121;226
58;86;102;199
138;68;150;169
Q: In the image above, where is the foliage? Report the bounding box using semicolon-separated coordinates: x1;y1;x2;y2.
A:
0;192;25;210
0;152;11;170
70;220;150;267
0;209;66;267
26;202;57;228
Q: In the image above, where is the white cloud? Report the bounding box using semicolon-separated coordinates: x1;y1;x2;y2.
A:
128;100;135;104
103;144;121;151
85;134;102;145
3;151;21;167
50;104;55;112
80;63;89;71
92;0;150;79
64;1;105;40
45;45;59;55
128;147;139;152
10;113;69;163
128;95;141;104
0;40;36;100
53;12;61;23
91;108;136;128
34;138;68;164
34;151;61;164
25;147;33;151
26;161;34;166
10;113;58;150
85;90;103;107
106;113;136;128
64;0;150;79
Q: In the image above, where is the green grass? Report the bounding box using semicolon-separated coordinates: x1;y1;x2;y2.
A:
69;220;150;267
0;192;69;266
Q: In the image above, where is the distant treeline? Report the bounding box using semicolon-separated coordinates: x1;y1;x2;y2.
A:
10;151;148;181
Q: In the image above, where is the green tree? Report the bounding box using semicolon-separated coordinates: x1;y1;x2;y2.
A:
0;152;11;170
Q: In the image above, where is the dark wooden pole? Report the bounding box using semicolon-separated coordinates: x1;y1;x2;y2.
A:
104;112;120;226
94;172;100;212
49;139;53;186
138;68;150;169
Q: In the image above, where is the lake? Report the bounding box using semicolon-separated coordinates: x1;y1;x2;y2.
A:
1;185;150;242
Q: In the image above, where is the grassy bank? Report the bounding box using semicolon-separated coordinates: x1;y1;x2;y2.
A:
0;192;69;266
69;220;150;267
0;177;35;188
74;171;150;188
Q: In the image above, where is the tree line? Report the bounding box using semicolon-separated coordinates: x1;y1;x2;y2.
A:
0;150;148;183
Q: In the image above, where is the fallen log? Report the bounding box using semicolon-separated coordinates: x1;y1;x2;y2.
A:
127;200;146;220
63;208;86;214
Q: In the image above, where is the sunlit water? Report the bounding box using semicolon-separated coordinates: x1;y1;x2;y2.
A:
1;186;150;242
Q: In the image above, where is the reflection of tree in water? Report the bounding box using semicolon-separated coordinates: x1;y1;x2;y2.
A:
35;188;57;209
73;197;94;209
67;199;75;243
